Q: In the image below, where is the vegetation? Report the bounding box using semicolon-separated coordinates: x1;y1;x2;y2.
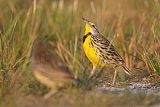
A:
0;0;160;106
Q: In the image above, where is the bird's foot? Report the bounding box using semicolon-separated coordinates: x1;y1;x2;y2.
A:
44;89;57;99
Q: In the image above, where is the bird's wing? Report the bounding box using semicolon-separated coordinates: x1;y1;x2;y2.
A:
33;63;75;83
91;34;125;66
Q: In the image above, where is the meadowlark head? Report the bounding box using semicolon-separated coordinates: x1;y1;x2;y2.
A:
82;17;99;35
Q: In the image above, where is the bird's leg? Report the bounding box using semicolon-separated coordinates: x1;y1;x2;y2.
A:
91;66;96;75
112;68;117;85
89;66;96;78
44;89;57;99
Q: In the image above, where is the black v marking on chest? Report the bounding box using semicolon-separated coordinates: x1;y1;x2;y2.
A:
83;32;91;43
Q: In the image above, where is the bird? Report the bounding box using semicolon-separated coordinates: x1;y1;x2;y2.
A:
30;39;77;98
82;18;131;85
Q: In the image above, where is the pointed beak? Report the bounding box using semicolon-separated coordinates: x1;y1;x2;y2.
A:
82;17;88;23
82;17;92;27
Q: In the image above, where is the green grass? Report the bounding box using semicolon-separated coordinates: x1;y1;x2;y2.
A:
0;0;160;106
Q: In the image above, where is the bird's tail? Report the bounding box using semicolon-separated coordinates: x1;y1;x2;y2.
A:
122;65;131;76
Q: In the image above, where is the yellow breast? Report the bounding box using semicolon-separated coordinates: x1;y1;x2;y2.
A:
83;35;105;67
33;70;64;89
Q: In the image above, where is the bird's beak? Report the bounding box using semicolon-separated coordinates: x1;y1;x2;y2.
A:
82;17;88;23
82;17;92;28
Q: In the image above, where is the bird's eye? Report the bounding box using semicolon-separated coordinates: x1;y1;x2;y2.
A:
92;25;95;27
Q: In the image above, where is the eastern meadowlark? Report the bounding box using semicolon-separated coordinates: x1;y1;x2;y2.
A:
30;39;77;98
82;18;130;84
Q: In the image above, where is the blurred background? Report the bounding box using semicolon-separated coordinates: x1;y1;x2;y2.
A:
0;0;160;106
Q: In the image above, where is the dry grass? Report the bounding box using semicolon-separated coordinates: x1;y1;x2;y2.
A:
0;0;160;106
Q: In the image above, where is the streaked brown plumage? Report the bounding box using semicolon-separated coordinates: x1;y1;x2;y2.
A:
30;39;76;98
91;33;129;71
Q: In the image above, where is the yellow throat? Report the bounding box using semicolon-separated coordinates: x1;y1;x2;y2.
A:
84;22;94;35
